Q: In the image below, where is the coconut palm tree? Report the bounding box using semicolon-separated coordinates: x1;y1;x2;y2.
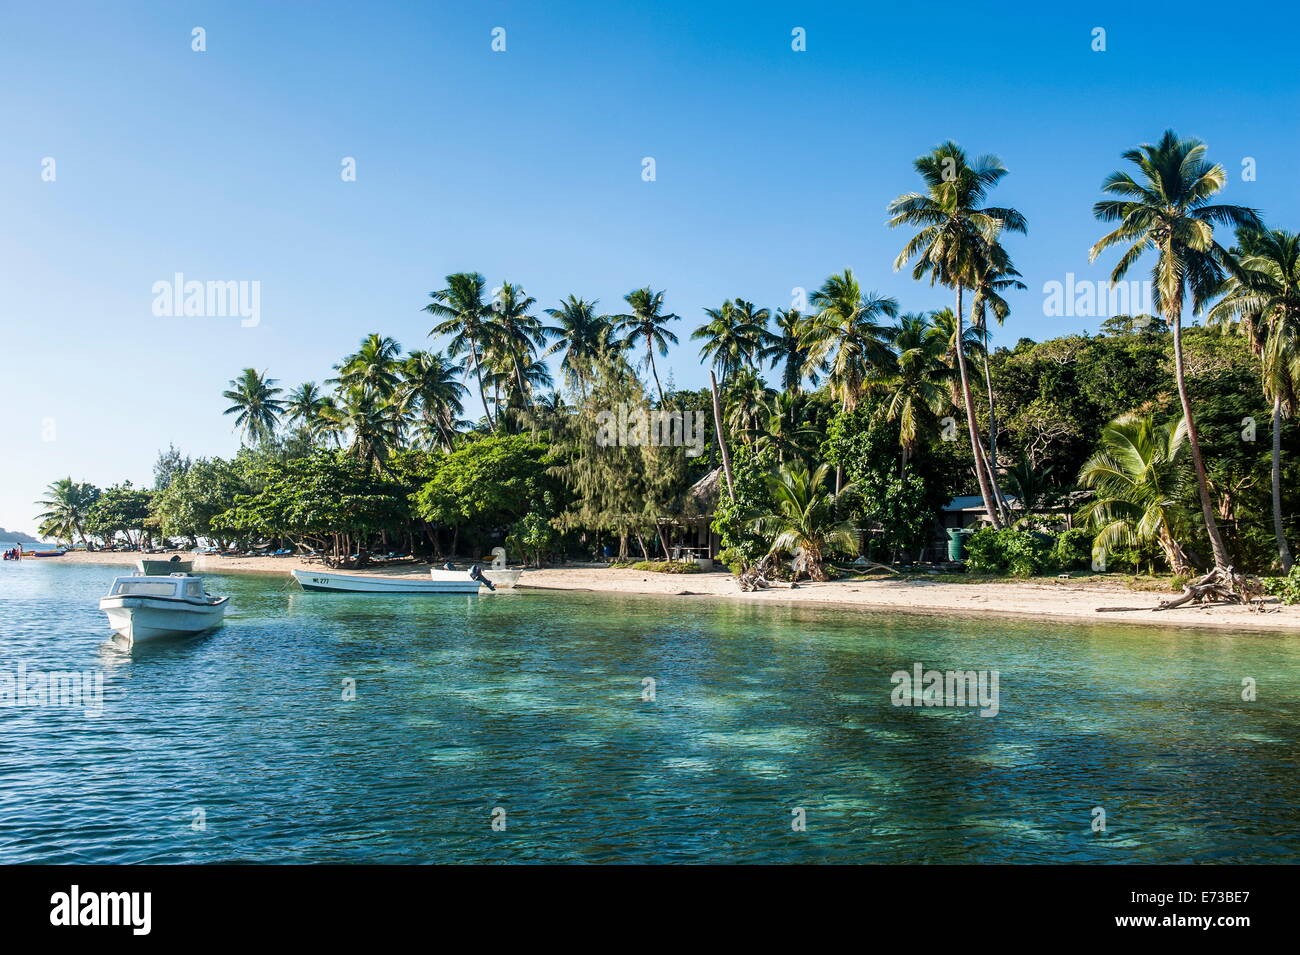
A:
1090;130;1263;571
1209;227;1300;571
746;461;859;580
332;333;403;400
222;368;285;444
614;287;679;402
970;243;1026;465
327;386;404;472
889;141;1027;529
400;350;468;450
542;296;620;397
723;366;774;442
284;382;336;446
1078;412;1194;575
748;393;820;463
875;312;954;472
425;272;497;430
693;299;772;383
486;281;546;413
763;308;818;394
804;269;898;412
34;477;98;544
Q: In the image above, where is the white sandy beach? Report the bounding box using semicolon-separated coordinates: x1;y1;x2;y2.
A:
40;549;1300;633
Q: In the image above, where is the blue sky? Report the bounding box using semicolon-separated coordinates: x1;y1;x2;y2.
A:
3;1;1298;535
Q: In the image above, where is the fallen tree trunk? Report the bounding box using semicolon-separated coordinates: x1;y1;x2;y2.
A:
1154;566;1257;611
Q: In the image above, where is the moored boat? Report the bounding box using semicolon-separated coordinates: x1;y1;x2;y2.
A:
137;559;193;575
99;574;228;649
292;568;484;594
428;567;521;588
30;549;66;558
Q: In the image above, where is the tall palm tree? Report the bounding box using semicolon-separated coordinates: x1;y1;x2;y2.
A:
425;272;497;430
486;281;546;413
1090;130;1263;570
1078;412;1194;575
723;366;774;442
1209;227;1300;571
746;461;859;581
34;477;98;544
764;308;818;394
542;296;620;397
804;269;898;412
889;141;1027;529
614;287;679;402
326;386;404;472
693;299;772;383
332;333;403;400
749;392;820;463
876;312;954;472
284;382;336;445
222;368;284;444
400;350;468;450
970;243;1026;465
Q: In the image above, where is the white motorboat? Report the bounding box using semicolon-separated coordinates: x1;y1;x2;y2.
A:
291;568;485;594
99;574;228;649
428;567;521;588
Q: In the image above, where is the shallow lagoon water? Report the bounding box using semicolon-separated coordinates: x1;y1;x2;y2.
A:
1;561;1298;863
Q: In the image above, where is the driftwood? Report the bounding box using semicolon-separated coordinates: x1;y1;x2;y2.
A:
738;555;776;592
1154;566;1257;611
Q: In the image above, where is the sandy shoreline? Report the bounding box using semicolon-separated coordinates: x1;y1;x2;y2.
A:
34;549;1300;634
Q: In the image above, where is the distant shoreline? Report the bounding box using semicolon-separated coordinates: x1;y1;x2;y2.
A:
35;549;1300;634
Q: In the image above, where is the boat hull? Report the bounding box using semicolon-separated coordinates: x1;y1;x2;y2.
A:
99;594;227;647
292;569;481;594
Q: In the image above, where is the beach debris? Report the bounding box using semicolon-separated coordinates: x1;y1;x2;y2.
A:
1154;566;1259;611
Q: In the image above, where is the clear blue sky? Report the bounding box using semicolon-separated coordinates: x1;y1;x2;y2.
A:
3;1;1298;535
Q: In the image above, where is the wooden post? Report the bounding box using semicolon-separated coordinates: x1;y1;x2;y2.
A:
710;371;735;500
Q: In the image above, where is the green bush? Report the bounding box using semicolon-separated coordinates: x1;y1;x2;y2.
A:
717;546;749;576
1050;528;1093;571
964;527;1050;577
1262;566;1300;605
610;560;701;574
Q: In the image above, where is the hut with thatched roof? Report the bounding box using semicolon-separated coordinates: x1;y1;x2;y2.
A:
668;466;724;560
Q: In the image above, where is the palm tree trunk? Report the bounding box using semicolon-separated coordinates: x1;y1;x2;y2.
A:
1272;394;1293;572
955;286;1002;528
468;339;495;430
1170;296;1232;569
647;342;665;403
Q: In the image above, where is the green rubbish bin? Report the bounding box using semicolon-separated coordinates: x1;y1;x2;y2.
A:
946;527;972;561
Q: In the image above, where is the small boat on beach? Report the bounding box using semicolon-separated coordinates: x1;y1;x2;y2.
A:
29;549;66;558
292;567;488;594
99;574;228;649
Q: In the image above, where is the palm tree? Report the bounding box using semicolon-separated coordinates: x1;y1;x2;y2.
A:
804;269;899;413
425;272;497;429
284;382;336;445
1209;227;1300;571
327;386;404;472
332;333;403;400
542;296;620;397
614;287;679;402
486;281;546;413
970;243;1026;465
747;461;859;580
749;392;820;462
222;368;284;444
723;366;774;442
693;299;772;383
34;477;98;544
1090;130;1263;570
876;312;954;472
889;141;1027;529
400;350;468;450
1078;412;1194;575
764;308;818;394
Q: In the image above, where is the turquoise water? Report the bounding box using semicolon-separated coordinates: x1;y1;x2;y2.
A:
1;560;1298;864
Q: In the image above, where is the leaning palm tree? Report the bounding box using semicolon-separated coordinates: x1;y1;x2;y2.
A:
1077;412;1194;575
34;477;98;544
424;272;497;429
222;368;284;444
875;312;954;472
1209;227;1300;571
746;461;859;581
614;287;679;402
970;242;1026;465
889;141;1027;529
1090;130;1263;571
400;350;468;450
284;382;336;446
542;296;620;397
693;299;773;383
804;269;898;412
763;308;819;394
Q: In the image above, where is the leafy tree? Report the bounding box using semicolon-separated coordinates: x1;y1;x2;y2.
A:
85;483;154;546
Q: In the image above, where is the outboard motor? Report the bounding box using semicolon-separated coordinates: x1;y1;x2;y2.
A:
442;561;456;571
468;563;496;592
